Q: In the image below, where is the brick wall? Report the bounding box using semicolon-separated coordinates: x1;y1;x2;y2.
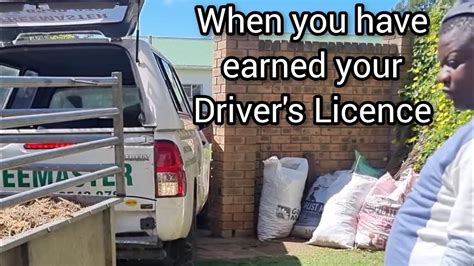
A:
208;34;412;238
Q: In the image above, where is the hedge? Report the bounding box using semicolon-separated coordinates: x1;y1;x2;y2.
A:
401;0;473;171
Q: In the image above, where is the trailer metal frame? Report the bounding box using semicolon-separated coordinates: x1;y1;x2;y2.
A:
0;72;125;210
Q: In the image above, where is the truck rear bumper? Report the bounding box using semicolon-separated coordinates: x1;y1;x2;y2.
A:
116;235;166;261
115;198;191;241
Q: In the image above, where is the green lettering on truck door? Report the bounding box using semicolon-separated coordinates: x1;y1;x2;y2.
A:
73;172;85;187
56;171;68;182
2;170;15;188
65;164;133;187
33;171;53;187
125;164;133;186
18;170;30;188
103;176;115;187
103;164;133;186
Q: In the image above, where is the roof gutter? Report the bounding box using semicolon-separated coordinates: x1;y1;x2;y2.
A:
173;65;212;70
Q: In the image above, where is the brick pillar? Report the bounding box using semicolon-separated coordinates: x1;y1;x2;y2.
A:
209;34;260;238
383;33;414;87
383;34;415;174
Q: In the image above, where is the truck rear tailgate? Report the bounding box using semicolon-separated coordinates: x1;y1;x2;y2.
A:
0;131;155;212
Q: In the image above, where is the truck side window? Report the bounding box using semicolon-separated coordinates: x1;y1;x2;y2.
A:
156;56;191;115
169;66;193;116
0;65;20;108
8;70;38;109
47;86;142;127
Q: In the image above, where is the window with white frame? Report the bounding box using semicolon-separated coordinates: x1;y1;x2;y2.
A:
182;84;203;103
182;84;208;114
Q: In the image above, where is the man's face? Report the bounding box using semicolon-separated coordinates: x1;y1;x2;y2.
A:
437;28;474;110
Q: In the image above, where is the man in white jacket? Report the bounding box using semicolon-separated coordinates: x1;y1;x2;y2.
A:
385;0;474;265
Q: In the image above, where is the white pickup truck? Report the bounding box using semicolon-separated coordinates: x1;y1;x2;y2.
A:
0;0;211;264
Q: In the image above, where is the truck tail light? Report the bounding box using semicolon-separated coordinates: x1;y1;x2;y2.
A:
24;143;74;149
154;140;186;198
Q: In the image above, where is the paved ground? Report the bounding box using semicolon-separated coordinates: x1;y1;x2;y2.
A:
117;230;384;265
195;230;385;265
196;230;333;260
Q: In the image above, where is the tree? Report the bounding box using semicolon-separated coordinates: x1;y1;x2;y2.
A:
393;0;437;11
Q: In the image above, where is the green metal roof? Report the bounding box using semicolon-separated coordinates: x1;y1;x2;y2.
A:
146;36;213;69
143;35;383;69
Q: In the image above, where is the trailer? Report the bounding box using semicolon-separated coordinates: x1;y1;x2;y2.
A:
0;73;125;266
1;194;121;266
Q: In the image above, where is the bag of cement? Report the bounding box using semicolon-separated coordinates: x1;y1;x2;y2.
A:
257;156;308;241
291;170;352;239
307;173;377;248
355;169;418;250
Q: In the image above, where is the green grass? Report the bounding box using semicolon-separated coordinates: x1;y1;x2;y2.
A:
197;250;384;266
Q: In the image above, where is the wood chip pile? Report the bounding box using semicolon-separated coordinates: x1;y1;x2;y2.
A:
0;197;82;239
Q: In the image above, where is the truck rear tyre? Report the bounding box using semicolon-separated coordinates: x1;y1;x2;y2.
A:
168;224;195;265
167;198;196;266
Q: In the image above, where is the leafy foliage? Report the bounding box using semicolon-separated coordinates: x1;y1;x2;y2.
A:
393;0;437;11
400;0;473;171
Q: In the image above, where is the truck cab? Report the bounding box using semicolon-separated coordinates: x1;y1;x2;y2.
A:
0;0;212;264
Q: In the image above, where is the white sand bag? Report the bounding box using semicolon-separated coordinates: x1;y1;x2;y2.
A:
307;173;377;248
291;170;352;239
257;156;308;241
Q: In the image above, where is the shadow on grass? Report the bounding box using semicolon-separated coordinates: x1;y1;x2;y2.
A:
197;255;302;266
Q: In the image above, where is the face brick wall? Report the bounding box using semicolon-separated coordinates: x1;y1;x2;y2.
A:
208;34;412;238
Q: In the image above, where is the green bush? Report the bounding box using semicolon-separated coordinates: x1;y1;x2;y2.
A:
401;0;473;171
